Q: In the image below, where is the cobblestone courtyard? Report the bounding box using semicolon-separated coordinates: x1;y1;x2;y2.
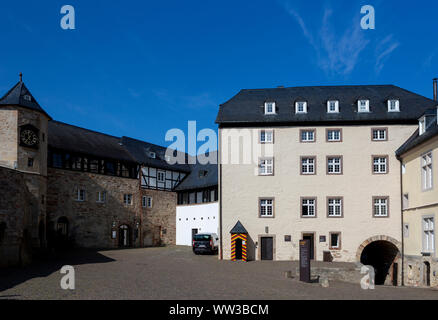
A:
0;246;437;300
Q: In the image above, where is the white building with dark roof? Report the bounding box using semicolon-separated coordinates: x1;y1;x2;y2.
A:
216;83;438;286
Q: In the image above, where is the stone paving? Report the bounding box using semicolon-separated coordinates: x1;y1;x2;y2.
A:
0;246;437;300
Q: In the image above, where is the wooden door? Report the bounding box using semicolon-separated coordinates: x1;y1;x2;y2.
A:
261;237;273;260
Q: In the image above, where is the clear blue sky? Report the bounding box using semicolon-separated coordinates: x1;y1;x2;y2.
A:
1;0;437;150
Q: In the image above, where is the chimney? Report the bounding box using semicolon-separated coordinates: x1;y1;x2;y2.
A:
434;78;437;101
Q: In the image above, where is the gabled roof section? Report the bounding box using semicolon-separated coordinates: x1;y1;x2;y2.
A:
216;85;437;125
230;221;248;234
0;81;51;119
396;110;438;157
121;136;191;173
48;121;136;163
174;151;218;191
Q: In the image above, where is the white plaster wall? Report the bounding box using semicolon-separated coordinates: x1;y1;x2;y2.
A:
220;125;417;262
176;202;219;246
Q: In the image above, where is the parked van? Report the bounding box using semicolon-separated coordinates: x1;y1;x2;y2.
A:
192;233;219;254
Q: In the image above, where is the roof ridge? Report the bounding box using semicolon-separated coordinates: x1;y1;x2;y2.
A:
50;120;122;140
239;84;396;91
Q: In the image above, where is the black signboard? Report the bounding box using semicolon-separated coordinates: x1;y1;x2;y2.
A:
299;239;311;283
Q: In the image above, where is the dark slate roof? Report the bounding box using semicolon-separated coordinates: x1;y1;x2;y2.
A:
396;111;438;156
121;137;191;173
174;151;218;191
216;85;437;125
230;221;248;234
0;81;51;119
48;121;137;163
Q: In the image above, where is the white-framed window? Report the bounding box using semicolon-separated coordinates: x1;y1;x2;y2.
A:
372;128;387;141
327;157;342;174
96;191;106;203
358;100;370;112
259;158;274;176
327;100;339;113
327;129;341;142
403;223;410;238
422;152;433;190
142;196;152;208
260;199;274;217
330;233;341;249
328;198;342;217
419;116;426;135
295;101;307;114
75;188;86;202
388;99;400;112
423;217;435;253
124;194;133;205
301;157;315;175
264;102;276;115
373;156;388;174
157;170;166;182
300;130;315;142
260;130;273;144
373;197;388;217
23;94;32;101
403;193;409;210
301;198;316;217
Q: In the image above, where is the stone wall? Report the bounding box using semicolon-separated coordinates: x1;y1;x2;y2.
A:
47;167;141;248
0;109;18;169
0;166;38;267
404;255;438;288
141;189;177;246
46;167;178;249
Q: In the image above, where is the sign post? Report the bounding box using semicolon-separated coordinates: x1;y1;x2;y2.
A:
299;239;311;283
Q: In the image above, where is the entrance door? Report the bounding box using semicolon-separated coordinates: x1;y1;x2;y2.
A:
302;234;315;260
119;225;130;247
192;228;198;240
261;237;273;260
235;238;243;260
392;263;398;286
424;262;431;287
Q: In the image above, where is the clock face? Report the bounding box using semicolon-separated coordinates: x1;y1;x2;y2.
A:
20;129;39;147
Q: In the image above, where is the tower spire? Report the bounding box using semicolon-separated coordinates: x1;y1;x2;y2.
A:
19;72;23;83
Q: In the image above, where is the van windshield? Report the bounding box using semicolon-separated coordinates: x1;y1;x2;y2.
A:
194;235;211;241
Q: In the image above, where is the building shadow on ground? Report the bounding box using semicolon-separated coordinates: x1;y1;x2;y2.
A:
0;248;115;293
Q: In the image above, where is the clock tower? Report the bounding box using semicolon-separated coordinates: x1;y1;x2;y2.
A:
0;74;51;261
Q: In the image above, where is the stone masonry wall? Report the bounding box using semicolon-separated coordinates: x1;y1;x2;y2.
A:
141;189;177;246
47;168;141;248
0;166;36;267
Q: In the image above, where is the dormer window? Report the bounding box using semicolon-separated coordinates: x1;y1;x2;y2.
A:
199;170;208;178
388;99;400;112
358;100;370;113
327;100;339;113
419;116;426;135
264;102;276;115
149;152;156;159
295;101;307;114
23;95;32;102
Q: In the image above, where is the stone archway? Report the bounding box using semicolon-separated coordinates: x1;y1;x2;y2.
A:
356;235;401;261
356;235;401;285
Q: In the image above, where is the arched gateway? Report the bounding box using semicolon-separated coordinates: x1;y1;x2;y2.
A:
356;235;401;286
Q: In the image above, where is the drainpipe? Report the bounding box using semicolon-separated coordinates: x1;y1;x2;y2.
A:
398;157;405;286
218;127;223;260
